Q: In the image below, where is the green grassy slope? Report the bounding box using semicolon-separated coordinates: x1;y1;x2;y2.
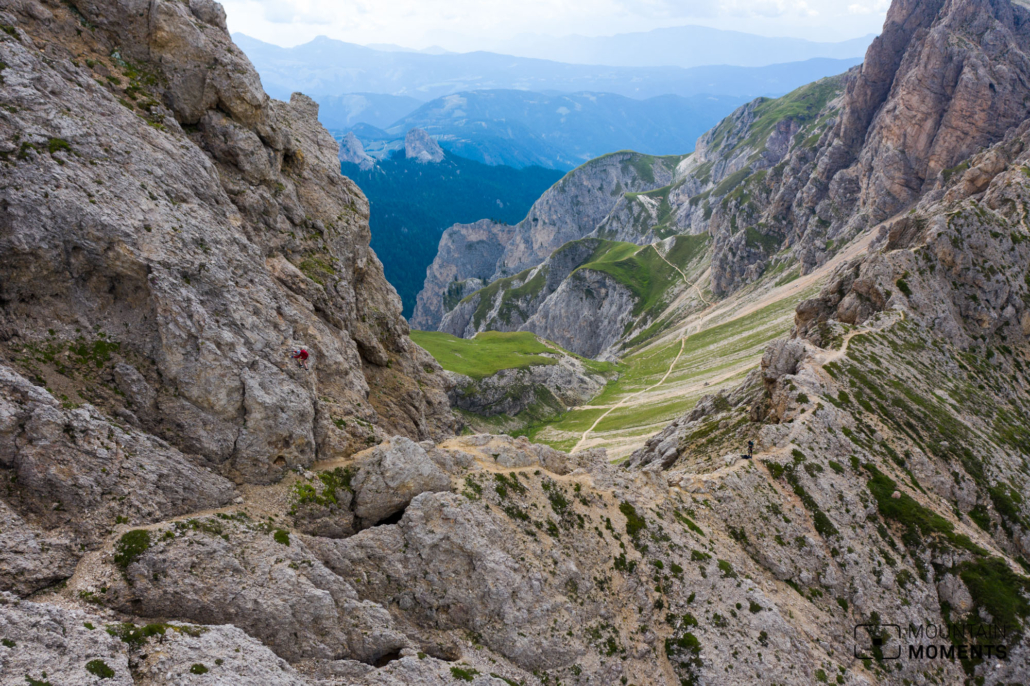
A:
413;330;618;382
523;284;817;452
410;331;558;380
573;240;681;319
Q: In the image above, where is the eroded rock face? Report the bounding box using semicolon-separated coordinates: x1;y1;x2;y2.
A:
435;237;611;347
0;0;455;489
495;153;681;278
0;363;235;595
71;516;411;664
797;120;1030;349
0;592;135;685
0;591;308;685
448;354;608;420
349;437;452;527
521;270;637;359
676;0;1030;295
5;3;1030;686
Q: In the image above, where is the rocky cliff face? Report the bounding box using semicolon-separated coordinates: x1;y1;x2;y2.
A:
0;0;455;491
495;153;683;277
447;351;608;424
437;238;602;338
635;0;1030;296
410;219;516;330
413;152;681;330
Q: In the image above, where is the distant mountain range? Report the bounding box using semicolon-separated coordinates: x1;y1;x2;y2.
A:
488;26;874;69
340;90;753;170
234;34;862;103
315;93;423;131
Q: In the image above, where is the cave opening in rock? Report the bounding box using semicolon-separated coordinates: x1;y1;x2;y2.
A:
372;649;402;667
367;505;407;528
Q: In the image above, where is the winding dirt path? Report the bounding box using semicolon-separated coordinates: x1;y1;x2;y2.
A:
571;337;686;453
655;244;711;306
572;245;712;453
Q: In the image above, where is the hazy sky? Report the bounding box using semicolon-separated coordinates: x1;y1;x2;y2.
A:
222;0;891;49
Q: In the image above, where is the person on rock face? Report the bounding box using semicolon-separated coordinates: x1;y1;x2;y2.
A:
292;348;310;370
747;440;754;459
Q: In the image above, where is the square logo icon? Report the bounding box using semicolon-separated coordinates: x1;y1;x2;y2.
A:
854;624;902;660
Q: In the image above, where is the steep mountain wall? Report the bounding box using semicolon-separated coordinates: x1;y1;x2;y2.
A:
661;0;1030;296
410;219;516;330
0;0;455;491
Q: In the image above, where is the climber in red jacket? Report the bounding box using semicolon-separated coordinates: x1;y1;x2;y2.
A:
291;348;309;370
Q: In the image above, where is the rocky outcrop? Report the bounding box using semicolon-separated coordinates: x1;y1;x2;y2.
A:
0;591;306;685
71;514;412;665
404;128;445;164
448;350;609;420
494;153;682;277
410;219;515;331
437;237;603;340
796;119;1030;348
414;152;681;330
0;363;235;594
348;437;452;527
339;131;376;170
0;0;455;492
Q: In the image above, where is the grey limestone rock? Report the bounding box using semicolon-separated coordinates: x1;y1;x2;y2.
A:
0;0;456;488
521;270;637;358
411;219;515;331
448;354;607;419
0;363;235;595
70;516;411;665
350;436;452;527
339;132;376;171
405;128;445;164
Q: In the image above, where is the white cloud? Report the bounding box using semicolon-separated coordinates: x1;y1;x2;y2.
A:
222;0;889;49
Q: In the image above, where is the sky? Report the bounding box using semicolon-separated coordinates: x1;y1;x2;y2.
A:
221;0;892;50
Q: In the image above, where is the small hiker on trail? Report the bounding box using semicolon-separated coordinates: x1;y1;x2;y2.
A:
746;440;754;459
292;348;309;370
